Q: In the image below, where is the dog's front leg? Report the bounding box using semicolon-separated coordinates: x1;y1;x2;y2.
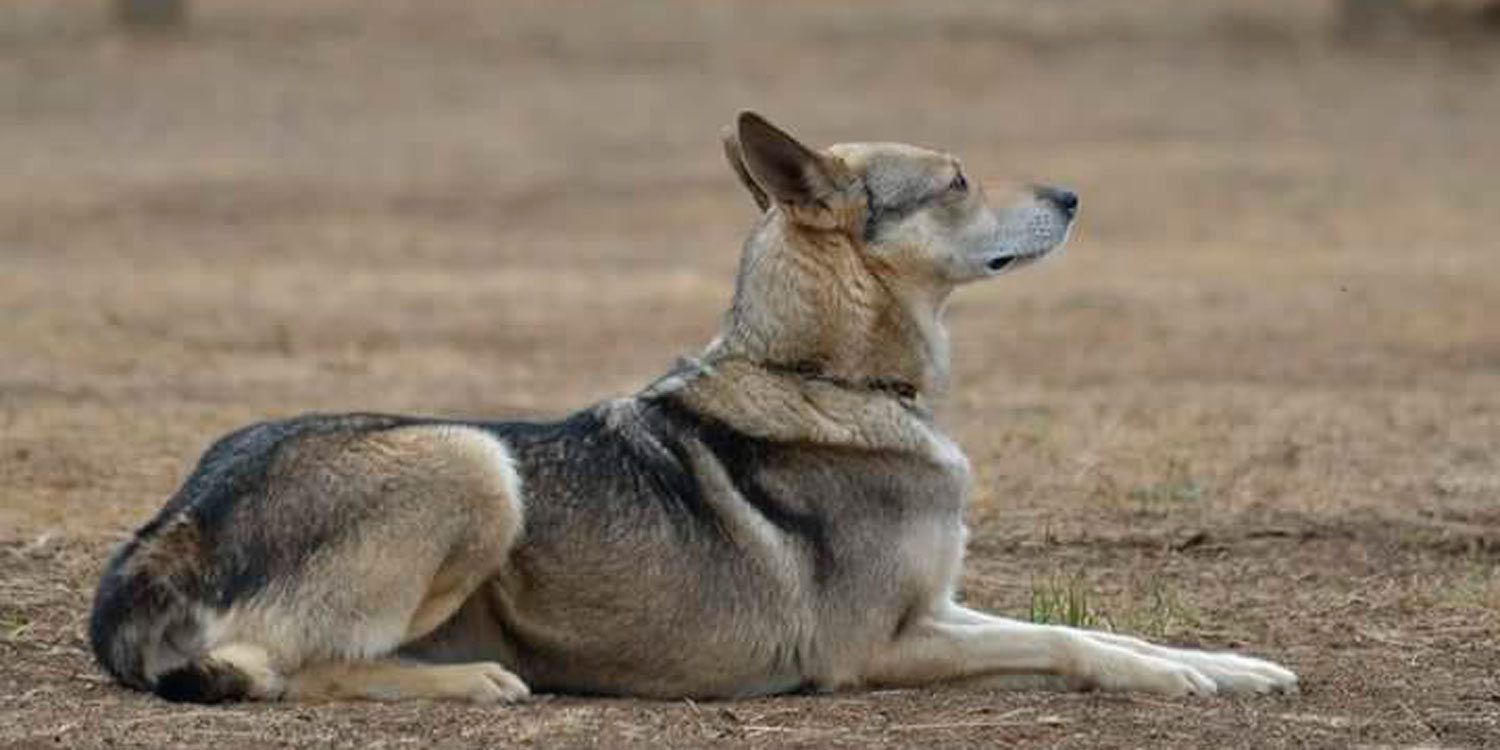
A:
944;603;1297;694
1063;625;1298;695
863;603;1218;696
863;603;1296;696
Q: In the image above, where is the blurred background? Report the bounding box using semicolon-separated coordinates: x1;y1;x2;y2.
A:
3;2;1499;746
6;0;1496;532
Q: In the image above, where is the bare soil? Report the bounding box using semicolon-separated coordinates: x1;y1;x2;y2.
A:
3;1;1498;747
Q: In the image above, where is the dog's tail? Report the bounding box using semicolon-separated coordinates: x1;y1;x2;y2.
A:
89;513;255;703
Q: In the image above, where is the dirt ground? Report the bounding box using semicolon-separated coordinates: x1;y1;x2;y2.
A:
3;1;1498;747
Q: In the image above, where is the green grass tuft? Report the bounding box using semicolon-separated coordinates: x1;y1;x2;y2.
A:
1028;571;1101;628
1106;578;1203;639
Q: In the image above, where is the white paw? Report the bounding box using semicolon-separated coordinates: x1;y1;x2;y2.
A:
1132;655;1218;697
1189;653;1299;695
1146;660;1218;699
1077;641;1218;697
452;662;531;704
1078;631;1299;697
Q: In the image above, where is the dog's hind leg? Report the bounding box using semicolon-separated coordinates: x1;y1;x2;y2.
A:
170;425;529;704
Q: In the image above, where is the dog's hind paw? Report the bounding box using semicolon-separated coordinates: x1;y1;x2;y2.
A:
453;662;531;704
404;662;530;704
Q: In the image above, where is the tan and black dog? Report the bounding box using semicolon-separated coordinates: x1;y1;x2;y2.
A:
90;112;1298;704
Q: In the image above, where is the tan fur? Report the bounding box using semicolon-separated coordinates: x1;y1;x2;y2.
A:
203;643;282;699
286;659;528;703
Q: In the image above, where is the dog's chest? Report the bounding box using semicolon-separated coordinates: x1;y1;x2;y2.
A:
833;451;970;608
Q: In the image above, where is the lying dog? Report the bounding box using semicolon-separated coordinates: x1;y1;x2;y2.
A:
90;112;1298;703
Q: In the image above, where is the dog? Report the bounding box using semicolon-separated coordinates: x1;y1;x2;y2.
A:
89;112;1299;704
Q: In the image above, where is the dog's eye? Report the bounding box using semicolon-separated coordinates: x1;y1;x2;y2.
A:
949;171;968;194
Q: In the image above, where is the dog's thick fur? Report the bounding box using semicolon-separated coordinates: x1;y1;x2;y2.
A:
90;112;1298;704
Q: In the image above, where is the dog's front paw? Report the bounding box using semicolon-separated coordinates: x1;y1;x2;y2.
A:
1135;657;1219;697
1075;641;1218;697
1076;631;1299;697
1189;652;1299;696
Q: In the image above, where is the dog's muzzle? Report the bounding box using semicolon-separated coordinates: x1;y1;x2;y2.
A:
1032;185;1079;219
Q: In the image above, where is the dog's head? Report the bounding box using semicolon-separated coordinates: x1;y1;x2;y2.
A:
722;111;1076;289
715;111;1077;393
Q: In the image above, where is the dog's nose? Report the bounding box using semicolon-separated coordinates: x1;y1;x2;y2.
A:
1034;185;1079;216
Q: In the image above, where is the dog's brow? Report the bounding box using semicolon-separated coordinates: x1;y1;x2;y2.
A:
863;173;948;241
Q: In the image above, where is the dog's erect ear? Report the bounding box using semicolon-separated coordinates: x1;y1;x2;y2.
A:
721;126;771;212
734;111;857;230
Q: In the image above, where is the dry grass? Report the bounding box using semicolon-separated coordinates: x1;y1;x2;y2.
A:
2;1;1498;747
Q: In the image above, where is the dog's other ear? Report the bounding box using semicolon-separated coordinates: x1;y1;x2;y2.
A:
721;126;771;212
735;111;857;230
